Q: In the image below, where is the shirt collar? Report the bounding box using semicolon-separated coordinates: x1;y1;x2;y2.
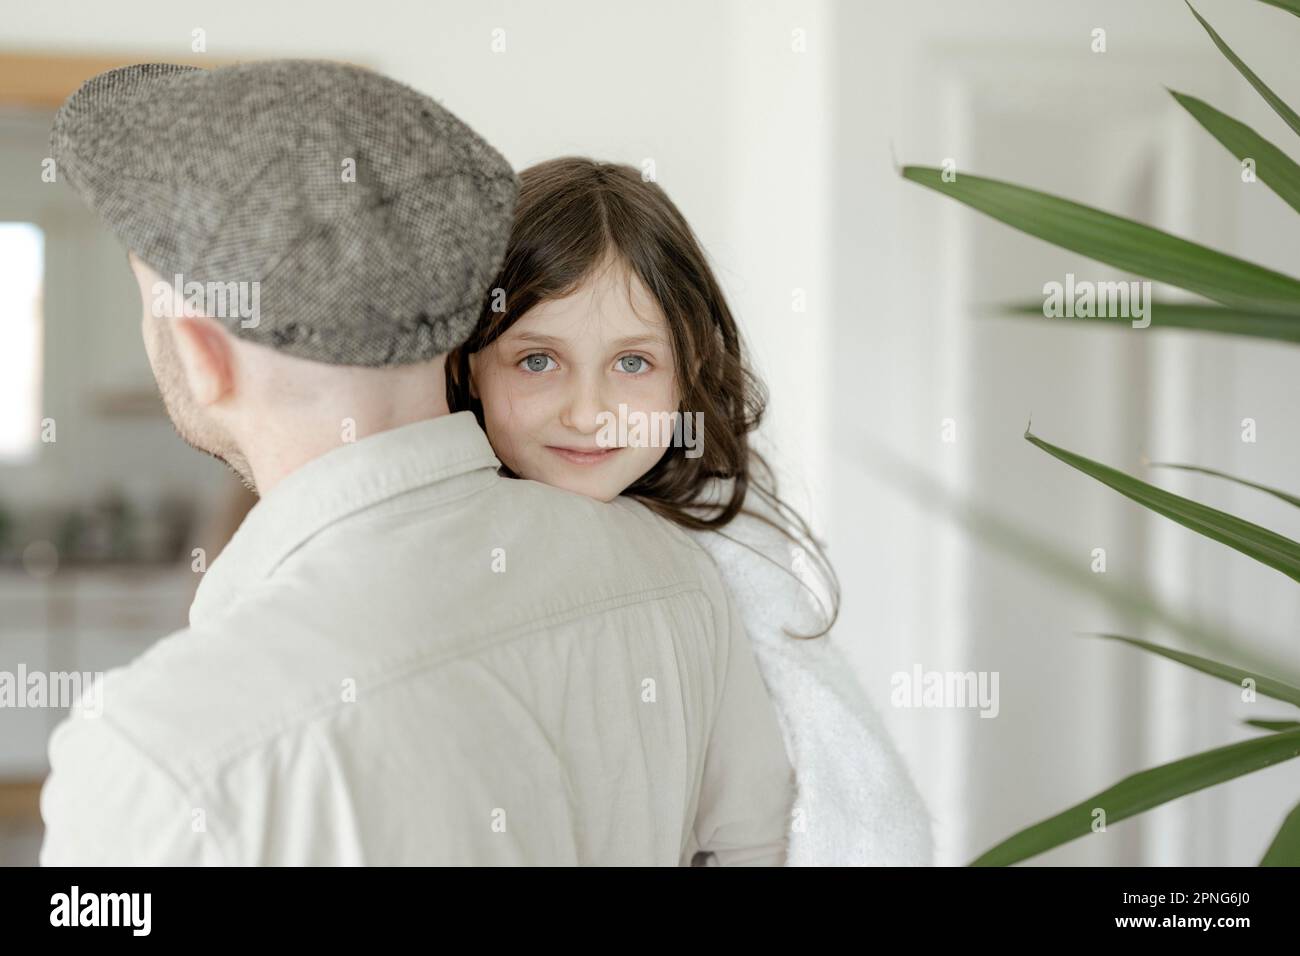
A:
189;411;500;626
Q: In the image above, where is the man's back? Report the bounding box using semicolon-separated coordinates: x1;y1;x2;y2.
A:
39;413;795;865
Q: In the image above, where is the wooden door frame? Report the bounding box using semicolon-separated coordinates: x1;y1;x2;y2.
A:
0;51;230;112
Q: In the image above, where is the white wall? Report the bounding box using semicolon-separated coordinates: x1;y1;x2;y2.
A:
830;0;1300;865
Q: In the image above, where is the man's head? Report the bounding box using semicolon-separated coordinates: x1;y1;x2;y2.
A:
128;250;456;494
53;60;518;491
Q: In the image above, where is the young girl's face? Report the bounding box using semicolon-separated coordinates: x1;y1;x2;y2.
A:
469;258;679;502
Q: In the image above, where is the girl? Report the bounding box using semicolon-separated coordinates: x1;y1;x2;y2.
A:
445;157;933;866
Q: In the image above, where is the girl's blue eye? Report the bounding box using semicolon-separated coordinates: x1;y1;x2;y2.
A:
520;353;556;373
618;355;650;374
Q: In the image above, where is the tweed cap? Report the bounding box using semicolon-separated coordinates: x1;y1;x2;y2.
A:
51;59;519;366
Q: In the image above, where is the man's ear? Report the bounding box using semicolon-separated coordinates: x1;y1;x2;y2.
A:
171;316;235;405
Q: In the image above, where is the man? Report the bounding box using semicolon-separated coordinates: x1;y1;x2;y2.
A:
39;60;794;865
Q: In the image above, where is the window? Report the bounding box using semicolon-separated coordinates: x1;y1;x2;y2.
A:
0;222;43;461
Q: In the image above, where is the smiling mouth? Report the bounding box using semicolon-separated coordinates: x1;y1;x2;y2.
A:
546;446;623;466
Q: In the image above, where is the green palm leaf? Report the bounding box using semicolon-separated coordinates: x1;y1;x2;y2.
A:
1186;2;1300;139
1145;461;1300;508
1256;0;1300;19
1086;633;1300;707
900;166;1300;314
1260;799;1300;865
971;729;1300;865
1170;89;1300;216
1025;428;1300;583
1245;719;1300;731
997;300;1300;343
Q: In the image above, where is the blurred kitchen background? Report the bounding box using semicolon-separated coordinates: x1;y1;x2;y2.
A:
2;0;1297;866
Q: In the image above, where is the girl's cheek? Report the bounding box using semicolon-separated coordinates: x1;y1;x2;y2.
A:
500;379;564;437
504;372;558;411
624;378;679;418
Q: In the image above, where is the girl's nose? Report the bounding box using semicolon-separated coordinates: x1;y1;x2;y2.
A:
559;373;611;434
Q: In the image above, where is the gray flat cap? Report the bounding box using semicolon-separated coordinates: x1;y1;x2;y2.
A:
51;59;518;366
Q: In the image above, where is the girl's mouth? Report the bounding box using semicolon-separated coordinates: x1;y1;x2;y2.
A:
545;445;622;466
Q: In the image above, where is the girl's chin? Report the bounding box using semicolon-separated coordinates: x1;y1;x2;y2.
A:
553;477;621;503
526;466;623;503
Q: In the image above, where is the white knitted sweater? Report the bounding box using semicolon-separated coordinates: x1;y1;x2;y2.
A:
684;485;935;866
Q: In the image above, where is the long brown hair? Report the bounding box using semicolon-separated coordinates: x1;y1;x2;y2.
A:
446;157;839;639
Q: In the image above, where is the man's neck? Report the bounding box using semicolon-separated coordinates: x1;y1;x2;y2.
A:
236;360;452;496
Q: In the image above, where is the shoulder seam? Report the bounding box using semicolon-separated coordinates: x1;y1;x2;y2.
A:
170;579;716;776
75;712;233;864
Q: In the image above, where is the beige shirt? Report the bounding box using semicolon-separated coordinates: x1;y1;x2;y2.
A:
39;411;794;865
